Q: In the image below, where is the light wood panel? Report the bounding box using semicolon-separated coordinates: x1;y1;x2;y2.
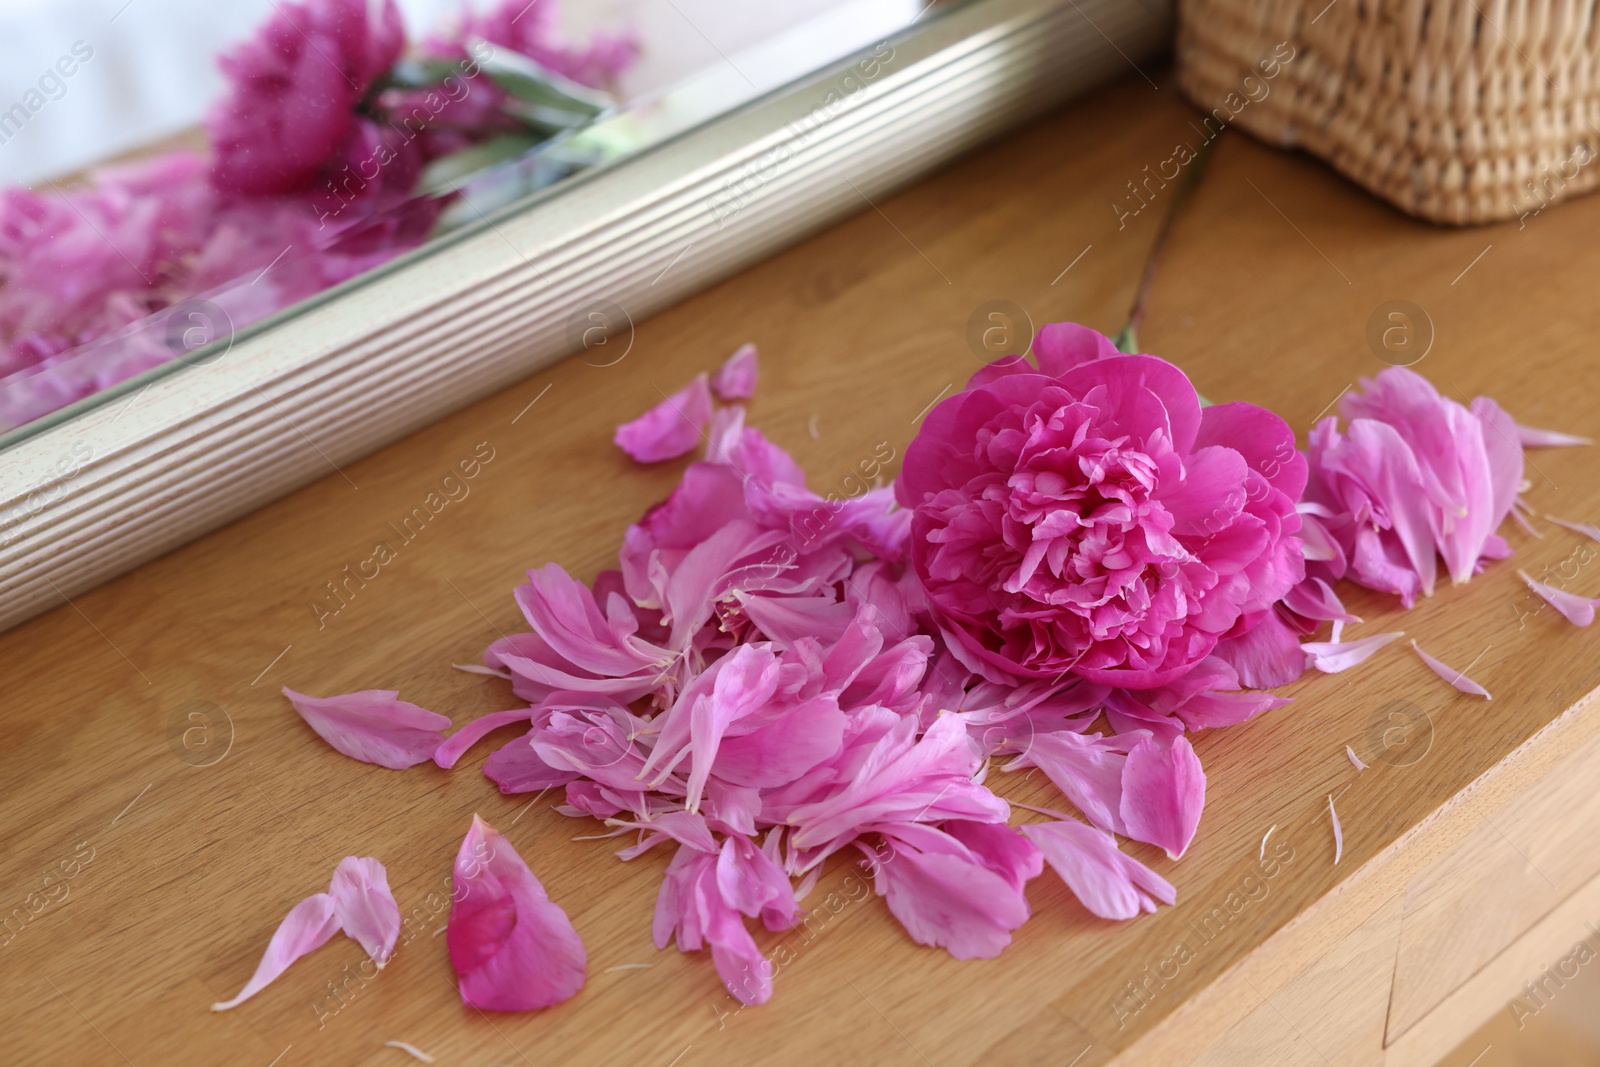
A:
4;69;1600;1066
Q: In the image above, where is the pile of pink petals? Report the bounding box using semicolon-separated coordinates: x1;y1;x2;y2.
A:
249;326;1585;1012
0;0;633;431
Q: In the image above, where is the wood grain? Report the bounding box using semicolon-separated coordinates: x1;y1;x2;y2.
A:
4;71;1600;1067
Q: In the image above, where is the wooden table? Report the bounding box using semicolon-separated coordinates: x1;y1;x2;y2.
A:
5;72;1600;1067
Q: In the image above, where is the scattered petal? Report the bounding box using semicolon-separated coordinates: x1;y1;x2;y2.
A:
212;894;340;1010
807;414;820;440
433;709;533;769
1517;423;1592;448
1022;818;1174;920
1345;745;1367;771
1327;794;1343;865
449;815;586;1011
615;374;713;462
383;1040;436;1063
1546;515;1600;543
1410;641;1491;699
710;343;759;400
283;688;451;770
1119;736;1205;860
330;857;402;966
1519;570;1599;627
1302;632;1404;674
453;662;512;679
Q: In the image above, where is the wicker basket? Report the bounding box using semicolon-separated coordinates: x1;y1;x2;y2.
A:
1176;0;1600;225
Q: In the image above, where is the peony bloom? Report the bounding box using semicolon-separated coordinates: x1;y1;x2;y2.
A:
208;0;406;197
1302;367;1523;607
896;323;1305;690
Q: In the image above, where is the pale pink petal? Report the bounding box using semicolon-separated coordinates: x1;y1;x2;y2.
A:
710;343;759;401
1005;729;1131;836
1546;514;1600;543
614;374;713;462
1302;632;1404;674
282;688;451;770
1282;577;1361;624
433;709;533;769
211;893;340;1010
716;835;799;932
1328;794;1343;864
330;857;402;966
1345;745;1367;771
1021;818;1175;920
1410;640;1491;699
483;729;579;794
1118;736;1205;860
1519;570;1598;627
448;815;586;1011
864;823;1031;960
1517;423;1591;448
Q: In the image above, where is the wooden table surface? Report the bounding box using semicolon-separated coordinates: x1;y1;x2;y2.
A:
5;72;1600;1067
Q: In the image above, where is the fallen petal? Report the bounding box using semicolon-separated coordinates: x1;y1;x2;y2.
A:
1410;640;1491;699
1546;515;1600;543
1517;423;1592;448
330;857;402;966
1303;632;1404;674
449;815;586;1011
433;709;533;769
1022;818;1174;920
1119;736;1205;860
1345;745;1367;771
614;374;713;463
383;1040;436;1063
211;893;340;1010
283;688;451;770
1328;794;1343;865
1519;570;1599;627
711;343;759;401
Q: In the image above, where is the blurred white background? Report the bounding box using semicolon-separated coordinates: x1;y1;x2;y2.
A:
0;0;858;185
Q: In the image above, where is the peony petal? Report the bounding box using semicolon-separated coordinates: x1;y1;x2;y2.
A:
1546;515;1600;543
1119;736;1205;860
433;709;534;769
1410;640;1491;699
1282;577;1361;624
1211;612;1307;688
1346;745;1367;771
1031;322;1120;376
865;823;1031;959
1517;423;1592;448
282;688;451;770
614;374;713;462
212;893;340;1010
448;815;586;1011
1518;570;1599;626
1302;632;1403;674
710;343;759;400
483;728;579;794
1328;794;1343;864
330;857;402;966
1022;818;1174;920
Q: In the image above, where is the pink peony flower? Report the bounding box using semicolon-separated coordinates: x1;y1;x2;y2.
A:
1301;367;1523;607
896;322;1305;690
208;0;406;197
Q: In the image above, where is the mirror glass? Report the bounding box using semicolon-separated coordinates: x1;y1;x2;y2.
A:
0;0;933;438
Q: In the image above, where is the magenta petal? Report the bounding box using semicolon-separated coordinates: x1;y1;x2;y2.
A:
1517;422;1591;448
1022;818;1175;919
212;893;340;1010
866;823;1031;960
448;815;586;1011
1410;640;1491;699
330;857;402;966
1302;631;1404;673
283;688;451;769
614;374;713;463
710;343;759;401
434;709;533;769
1119;736;1205;860
1519;570;1598;626
1211;612;1307;688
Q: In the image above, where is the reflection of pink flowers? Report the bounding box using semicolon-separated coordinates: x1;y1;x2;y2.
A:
1301;368;1523;607
897;323;1305;690
209;0;406;197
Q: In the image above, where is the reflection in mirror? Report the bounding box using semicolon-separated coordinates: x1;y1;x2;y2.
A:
0;0;930;435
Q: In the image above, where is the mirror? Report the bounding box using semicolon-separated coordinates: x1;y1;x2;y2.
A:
0;0;934;435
